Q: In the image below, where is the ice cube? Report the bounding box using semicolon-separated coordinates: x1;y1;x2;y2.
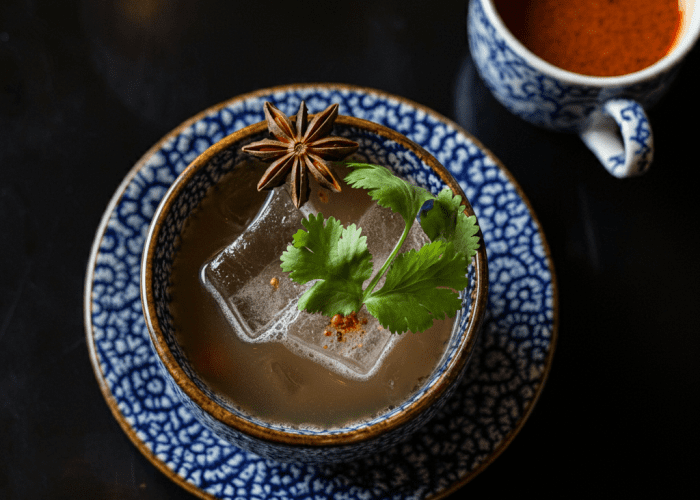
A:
201;175;430;380
285;310;400;380
284;203;429;380
201;186;309;341
354;202;430;288
201;165;377;343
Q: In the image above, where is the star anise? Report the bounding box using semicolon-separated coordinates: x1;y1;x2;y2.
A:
242;101;359;208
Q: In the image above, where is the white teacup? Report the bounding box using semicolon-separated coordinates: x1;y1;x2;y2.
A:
468;0;700;178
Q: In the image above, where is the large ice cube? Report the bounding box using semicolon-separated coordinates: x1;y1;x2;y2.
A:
284;202;430;379
201;186;308;341
201;178;430;380
354;201;430;289
285;309;400;380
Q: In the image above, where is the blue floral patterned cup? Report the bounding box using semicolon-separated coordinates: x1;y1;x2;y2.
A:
141;115;489;463
468;0;700;178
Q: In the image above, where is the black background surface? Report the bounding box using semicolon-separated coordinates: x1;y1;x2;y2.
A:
1;1;698;498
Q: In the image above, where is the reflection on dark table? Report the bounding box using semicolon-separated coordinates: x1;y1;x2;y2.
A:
1;1;698;498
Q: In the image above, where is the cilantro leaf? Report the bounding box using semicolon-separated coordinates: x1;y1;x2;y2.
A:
420;188;480;262
419;188;461;241
280;213;373;316
280;163;480;335
344;163;434;225
364;241;469;334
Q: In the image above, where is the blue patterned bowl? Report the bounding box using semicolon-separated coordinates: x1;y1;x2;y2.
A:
467;0;700;178
140;114;489;463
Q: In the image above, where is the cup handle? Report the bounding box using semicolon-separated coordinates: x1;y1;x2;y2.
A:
579;99;654;178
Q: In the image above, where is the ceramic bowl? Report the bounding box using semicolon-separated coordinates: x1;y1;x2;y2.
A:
140;113;489;463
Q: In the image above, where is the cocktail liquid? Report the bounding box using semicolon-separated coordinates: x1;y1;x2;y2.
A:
169;161;454;428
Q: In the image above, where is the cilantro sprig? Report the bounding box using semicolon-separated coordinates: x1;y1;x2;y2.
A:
280;163;480;334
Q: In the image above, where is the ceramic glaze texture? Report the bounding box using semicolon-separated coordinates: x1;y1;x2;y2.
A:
581;99;654;177
145;121;481;463
86;85;557;499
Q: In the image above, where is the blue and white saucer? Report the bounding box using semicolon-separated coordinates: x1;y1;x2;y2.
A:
84;84;558;499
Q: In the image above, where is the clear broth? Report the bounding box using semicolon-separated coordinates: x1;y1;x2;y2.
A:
169;161;454;428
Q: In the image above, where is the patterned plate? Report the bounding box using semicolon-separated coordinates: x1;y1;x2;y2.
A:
84;84;558;499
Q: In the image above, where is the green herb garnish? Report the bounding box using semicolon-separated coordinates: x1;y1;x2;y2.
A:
280;163;480;334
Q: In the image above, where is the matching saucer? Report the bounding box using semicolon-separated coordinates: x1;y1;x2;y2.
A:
84;84;558;499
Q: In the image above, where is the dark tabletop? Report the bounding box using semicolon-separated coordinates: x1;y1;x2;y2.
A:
1;1;698;498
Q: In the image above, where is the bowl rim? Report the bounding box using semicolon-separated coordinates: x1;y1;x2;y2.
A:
140;114;489;448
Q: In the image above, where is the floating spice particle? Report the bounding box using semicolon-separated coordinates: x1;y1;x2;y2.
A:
325;312;367;347
318;190;329;203
330;312;364;332
270;277;279;290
